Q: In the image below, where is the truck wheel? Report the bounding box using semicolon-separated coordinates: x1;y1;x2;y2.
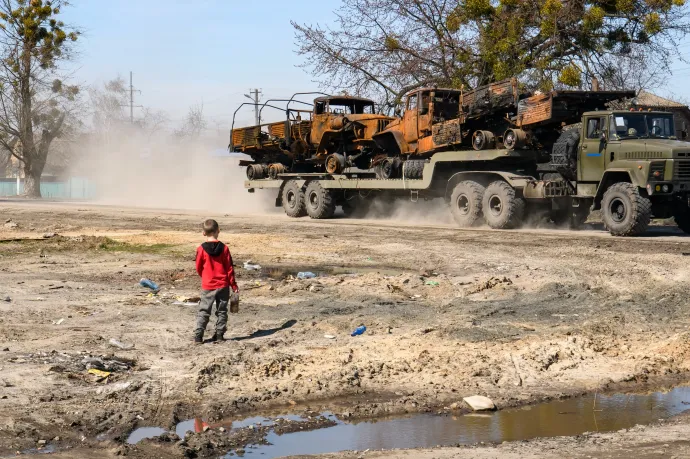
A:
282;181;306;218
482;181;525;229
601;183;652;236
673;206;690;234
449;180;485;227
305;181;336;219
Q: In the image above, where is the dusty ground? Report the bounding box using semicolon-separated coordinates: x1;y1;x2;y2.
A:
2;199;690;458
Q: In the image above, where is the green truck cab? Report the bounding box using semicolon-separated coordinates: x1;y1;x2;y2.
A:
572;110;690;235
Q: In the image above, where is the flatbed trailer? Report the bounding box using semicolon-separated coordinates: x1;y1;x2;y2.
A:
243;109;690;237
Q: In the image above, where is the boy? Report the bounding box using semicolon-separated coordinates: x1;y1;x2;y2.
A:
194;219;239;344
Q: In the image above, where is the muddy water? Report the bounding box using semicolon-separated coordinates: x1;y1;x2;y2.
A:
127;385;690;457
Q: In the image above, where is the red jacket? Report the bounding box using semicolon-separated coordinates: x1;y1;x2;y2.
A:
195;241;239;292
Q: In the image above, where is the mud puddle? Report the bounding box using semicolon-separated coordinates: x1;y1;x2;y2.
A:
124;385;690;457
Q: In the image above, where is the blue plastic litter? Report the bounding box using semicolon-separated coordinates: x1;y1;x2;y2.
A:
351;325;366;336
139;278;159;291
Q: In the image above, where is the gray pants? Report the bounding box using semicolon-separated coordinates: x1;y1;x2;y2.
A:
196;287;229;336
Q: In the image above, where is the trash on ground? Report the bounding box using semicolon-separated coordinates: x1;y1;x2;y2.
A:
463;395;496;411
297;271;317;279
425;280;440;287
351;325;366;337
243;260;262;270
176;295;200;303
3;296;10;302
139;278;159;291
324;334;336;339
53;318;65;325
173;301;200;307
87;368;111;382
109;338;134;350
83;356;134;372
43;232;57;238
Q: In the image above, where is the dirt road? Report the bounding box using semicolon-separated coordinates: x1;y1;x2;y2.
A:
2;200;690;458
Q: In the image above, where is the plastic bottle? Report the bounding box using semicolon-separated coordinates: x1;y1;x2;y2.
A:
297;272;317;279
139;278;159;291
351;325;366;337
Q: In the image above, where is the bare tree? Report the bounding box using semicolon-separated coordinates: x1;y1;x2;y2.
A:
174;103;207;140
0;0;79;197
293;0;690;110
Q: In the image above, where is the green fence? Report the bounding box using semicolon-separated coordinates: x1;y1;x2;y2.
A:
0;177;96;199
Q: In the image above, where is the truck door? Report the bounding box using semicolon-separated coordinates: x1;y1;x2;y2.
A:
403;93;419;144
311;100;328;146
579;115;608;182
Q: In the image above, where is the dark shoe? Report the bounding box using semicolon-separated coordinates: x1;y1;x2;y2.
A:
211;333;225;343
194;332;203;345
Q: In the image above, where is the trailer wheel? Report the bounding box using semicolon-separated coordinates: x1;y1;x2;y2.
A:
282;181;306;218
449;180;485;227
305;181;336;219
482;181;525;229
674;206;690;234
601;183;651;236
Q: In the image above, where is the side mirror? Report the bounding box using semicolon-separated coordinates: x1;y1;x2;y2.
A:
600;132;607;142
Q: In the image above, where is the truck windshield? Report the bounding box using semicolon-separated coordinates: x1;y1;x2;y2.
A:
610;113;675;139
327;102;375;115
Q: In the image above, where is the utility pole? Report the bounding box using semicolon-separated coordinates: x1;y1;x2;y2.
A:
127;71;142;124
244;89;262;125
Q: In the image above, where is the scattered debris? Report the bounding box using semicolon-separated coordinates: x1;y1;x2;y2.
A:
243;261;262;271
297;272;317;279
53;318;65;325
465;277;513;295
425;280;440;287
3;296;10;302
351;325;366;337
139;278;160;291
324;334;336;339
87;368;111;381
463;395;496;411
176;295;200;303
3;220;18;229
109;338;134;350
42;232;57;239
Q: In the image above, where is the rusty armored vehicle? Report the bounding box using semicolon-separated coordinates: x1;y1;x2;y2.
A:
230;94;394;179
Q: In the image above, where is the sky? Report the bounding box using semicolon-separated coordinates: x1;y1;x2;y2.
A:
62;1;690;133
62;0;336;131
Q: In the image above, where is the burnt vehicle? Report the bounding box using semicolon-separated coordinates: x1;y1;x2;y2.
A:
230;94;394;179
371;79;633;179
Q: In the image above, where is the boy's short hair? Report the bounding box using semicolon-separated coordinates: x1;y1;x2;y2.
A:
203;219;220;236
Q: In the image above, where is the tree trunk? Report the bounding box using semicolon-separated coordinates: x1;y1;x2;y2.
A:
22;162;43;198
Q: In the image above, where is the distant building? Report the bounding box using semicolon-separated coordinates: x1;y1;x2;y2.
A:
636;91;690;140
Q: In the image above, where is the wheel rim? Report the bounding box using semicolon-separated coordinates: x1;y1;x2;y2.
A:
455;194;470;215
609;198;627;223
309;191;319;209
286;190;296;208
488;195;502;216
473;132;484;149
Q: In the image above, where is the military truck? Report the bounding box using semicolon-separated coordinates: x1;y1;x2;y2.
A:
230;95;394;180
243;103;690;236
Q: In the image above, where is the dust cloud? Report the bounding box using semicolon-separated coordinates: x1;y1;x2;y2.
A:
361;196;453;225
70;129;276;214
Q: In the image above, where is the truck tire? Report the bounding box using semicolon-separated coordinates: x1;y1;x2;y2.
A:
673;206;690;234
449;180;485;227
282;180;306;218
305;181;336;219
482;180;525;229
601;183;652;236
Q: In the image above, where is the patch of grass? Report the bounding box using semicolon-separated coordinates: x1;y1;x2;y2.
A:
96;238;173;254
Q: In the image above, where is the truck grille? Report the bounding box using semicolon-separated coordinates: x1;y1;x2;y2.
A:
648;161;665;181
674;160;690;181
